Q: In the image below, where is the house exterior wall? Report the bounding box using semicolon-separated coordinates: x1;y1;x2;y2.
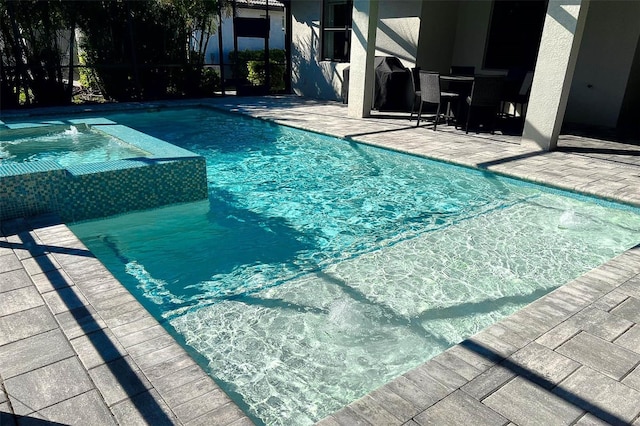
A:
416;1;512;75
290;0;640;145
290;1;346;99
375;1;422;68
203;7;286;65
348;0;380;117
523;0;590;150
451;1;493;71
290;0;422;101
416;1;458;74
564;0;640;128
618;29;640;134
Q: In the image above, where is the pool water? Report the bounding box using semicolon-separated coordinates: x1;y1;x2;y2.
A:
0;124;149;167
70;108;640;425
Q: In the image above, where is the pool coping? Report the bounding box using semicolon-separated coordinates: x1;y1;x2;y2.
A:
1;96;640;425
0;214;254;425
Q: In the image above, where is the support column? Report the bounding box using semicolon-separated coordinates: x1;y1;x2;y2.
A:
347;0;379;118
522;0;590;150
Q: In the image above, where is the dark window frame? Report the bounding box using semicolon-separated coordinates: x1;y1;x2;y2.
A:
320;0;354;62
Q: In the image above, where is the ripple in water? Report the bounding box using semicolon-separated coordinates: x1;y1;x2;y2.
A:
69;108;640;426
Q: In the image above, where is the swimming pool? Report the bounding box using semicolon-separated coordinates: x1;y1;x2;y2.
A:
70;107;640;425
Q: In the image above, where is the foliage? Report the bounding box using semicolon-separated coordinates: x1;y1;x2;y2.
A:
247;60;285;91
200;67;221;94
74;0;223;101
229;49;286;91
0;0;76;107
228;48;286;64
0;0;229;108
77;51;101;93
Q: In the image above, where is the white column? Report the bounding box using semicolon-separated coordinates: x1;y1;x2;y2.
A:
522;0;590;150
347;0;379;118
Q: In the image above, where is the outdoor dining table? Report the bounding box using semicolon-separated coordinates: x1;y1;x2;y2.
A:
440;74;475;95
439;75;475;83
439;75;475;125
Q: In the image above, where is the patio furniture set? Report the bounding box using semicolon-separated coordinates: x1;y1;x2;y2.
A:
412;66;534;134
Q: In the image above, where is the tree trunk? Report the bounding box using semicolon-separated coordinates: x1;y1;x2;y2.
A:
218;5;225;95
6;1;31;105
68;16;76;101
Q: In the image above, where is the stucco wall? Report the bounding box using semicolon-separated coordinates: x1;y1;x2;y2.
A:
290;0;422;101
416;1;459;74
451;1;493;72
291;0;559;101
415;0;497;75
618;31;640;134
375;1;422;68
290;1;347;100
564;1;640;128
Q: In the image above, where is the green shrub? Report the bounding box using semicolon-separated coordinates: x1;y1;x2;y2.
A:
200;67;221;94
247;60;285;91
77;52;102;93
229;49;286;91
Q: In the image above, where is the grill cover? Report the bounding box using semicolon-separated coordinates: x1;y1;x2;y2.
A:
373;56;413;111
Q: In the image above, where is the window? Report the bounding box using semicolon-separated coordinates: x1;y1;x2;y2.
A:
484;0;548;70
321;0;353;62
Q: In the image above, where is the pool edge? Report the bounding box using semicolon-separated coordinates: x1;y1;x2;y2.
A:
0;214;254;425
5;212;639;425
316;243;640;425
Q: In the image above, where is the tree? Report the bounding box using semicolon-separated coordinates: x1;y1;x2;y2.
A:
0;0;230;108
75;0;225;101
0;0;76;107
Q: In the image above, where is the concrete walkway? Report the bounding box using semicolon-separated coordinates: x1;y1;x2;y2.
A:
1;95;640;425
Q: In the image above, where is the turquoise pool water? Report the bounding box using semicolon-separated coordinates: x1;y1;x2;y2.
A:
70;108;640;425
0;124;148;166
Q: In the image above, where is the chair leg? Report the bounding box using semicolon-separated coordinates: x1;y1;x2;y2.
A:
465;107;471;134
490;107;495;134
416;102;423;127
491;106;498;135
454;100;462;129
434;103;441;131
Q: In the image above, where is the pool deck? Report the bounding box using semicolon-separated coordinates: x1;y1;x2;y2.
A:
2;95;640;425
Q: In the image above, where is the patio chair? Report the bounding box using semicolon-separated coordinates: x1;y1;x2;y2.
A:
447;66;475;121
502;70;534;117
416;70;459;131
409;67;421;120
464;75;505;134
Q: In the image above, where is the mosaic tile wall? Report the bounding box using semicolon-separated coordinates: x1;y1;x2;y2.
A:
1;120;208;222
0;168;66;220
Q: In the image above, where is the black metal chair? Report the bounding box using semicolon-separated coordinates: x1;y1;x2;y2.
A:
502;71;534;117
464;75;505;134
409;67;421;121
416;71;459;131
447;66;475;123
